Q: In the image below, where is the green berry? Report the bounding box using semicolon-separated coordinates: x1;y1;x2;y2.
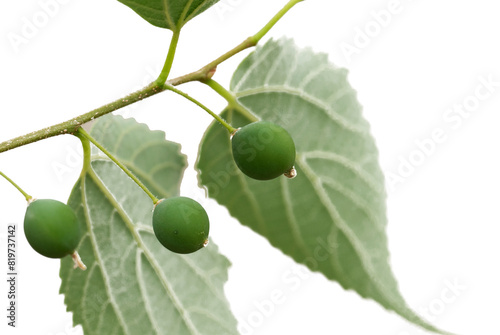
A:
231;121;296;180
24;199;81;259
152;197;209;254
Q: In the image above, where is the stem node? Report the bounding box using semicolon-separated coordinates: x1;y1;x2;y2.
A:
0;0;303;154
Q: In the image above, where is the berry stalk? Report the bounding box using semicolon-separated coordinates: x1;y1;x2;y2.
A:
251;0;304;45
75;128;160;204
0;170;32;203
164;84;237;133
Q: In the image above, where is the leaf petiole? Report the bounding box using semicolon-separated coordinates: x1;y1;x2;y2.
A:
0;170;32;203
156;29;181;85
75;128;160;204
74;129;92;176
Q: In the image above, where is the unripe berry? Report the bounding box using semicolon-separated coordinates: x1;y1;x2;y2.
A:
152;197;209;254
231;121;296;180
24;199;81;259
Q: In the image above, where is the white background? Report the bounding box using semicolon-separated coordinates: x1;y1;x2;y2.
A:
1;0;499;334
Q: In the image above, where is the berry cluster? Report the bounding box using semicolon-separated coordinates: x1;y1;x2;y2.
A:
152;120;297;254
4;120;296;265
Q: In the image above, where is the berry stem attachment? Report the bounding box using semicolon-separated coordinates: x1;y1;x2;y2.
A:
72;251;87;270
75;128;160;204
0;170;32;203
156;29;181;85
202;79;258;122
164;84;237;133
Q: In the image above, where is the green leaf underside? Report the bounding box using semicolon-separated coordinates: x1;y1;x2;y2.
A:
60;115;238;335
87;115;186;200
196;38;452;335
116;0;220;30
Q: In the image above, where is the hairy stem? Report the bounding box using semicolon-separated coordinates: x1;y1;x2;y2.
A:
0;82;164;154
170;37;257;86
0;0;303;154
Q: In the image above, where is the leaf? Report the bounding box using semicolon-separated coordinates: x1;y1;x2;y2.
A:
116;0;220;30
196;38;453;335
60;115;238;335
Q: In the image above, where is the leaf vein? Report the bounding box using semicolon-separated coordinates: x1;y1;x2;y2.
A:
180;254;227;303
184;0;216;23
302;150;384;197
83;174;131;335
298;157;391;301
280;177;310;256
320;176;384;231
90;168;199;335
135;250;161;335
232;43;279;92
235;85;368;134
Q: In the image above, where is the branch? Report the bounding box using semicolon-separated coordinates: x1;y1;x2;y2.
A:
0;83;163;153
0;0;304;154
0;39;255;154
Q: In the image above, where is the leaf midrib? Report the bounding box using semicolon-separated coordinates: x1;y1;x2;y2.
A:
86;167;201;335
80;173;129;334
297;156;405;314
279;176;310;257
